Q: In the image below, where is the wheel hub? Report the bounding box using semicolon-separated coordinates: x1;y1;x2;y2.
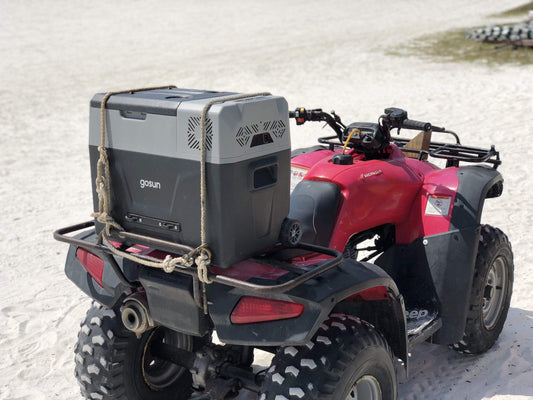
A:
482;256;508;330
142;327;191;390
346;375;382;400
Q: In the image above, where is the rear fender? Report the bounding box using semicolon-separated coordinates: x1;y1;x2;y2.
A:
63;229;212;336
208;259;407;361
64;230;130;308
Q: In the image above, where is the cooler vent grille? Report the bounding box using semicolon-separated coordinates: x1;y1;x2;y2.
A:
236;120;286;147
264;120;286;138
187;117;213;151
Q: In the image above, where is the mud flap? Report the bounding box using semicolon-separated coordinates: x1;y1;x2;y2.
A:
376;227;478;344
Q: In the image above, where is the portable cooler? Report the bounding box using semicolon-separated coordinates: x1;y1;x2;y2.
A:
89;87;291;268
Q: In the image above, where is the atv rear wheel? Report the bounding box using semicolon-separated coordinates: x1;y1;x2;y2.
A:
259;314;397;400
74;302;196;400
452;225;514;354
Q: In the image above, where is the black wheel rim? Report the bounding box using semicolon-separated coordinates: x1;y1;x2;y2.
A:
141;327;190;390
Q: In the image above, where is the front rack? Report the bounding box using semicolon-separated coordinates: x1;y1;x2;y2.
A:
317;135;501;169
393;137;501;168
54;221;343;297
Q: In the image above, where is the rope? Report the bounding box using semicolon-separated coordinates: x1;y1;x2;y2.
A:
92;85;204;276
92;85;175;237
92;87;270;290
197;92;270;283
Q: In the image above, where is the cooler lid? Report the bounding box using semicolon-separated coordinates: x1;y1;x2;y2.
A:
90;87;235;116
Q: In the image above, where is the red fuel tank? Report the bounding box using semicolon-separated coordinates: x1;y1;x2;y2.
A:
291;145;433;250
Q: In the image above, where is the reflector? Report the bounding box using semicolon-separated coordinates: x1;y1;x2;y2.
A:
231;296;304;324
76;248;104;287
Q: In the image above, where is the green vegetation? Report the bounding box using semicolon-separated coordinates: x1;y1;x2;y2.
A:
388;2;533;66
388;30;532;67
490;1;533;18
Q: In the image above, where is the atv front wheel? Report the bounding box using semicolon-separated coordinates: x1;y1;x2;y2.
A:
74;303;196;400
452;225;514;354
259;314;397;400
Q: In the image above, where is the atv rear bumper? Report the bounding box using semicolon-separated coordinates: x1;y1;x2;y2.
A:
55;222;405;350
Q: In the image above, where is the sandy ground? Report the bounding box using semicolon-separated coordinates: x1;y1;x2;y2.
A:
1;1;533;399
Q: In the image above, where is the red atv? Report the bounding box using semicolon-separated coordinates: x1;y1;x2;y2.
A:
55;88;513;400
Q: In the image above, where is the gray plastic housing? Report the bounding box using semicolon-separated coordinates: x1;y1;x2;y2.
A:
89;87;291;268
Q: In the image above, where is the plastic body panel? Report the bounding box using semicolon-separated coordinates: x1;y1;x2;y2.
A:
138;268;211;336
376;165;503;343
376;228;478;343
450;165;503;230
288;180;341;246
64;232;406;360
64;230;210;336
290;147;497;247
64;230;130;307
396;165;459;243
290;147;503;344
292;146;424;251
208;258;405;350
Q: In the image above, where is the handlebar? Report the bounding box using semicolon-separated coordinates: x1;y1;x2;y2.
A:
289;108;325;124
402;119;447;133
381;107;445;133
290;106;458;146
402;119;432;132
289;108;346;140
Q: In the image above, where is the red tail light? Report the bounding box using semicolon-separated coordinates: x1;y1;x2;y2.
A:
231;296;304;324
76;248;104;287
346;286;390;301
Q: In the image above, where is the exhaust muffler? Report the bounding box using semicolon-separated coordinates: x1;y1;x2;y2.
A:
121;292;154;336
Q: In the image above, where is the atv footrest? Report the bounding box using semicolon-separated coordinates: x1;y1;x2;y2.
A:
407;316;442;349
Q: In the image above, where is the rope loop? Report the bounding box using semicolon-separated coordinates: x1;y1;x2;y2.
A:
195;247;212;284
162;255;176;273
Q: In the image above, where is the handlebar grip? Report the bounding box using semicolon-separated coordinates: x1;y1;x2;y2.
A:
290;108;325;125
430;124;446;133
402;119;432;132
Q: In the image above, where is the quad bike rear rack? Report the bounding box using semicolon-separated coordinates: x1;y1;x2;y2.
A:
54;221;343;299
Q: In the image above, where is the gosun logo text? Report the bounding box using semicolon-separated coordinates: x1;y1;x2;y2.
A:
139;179;161;189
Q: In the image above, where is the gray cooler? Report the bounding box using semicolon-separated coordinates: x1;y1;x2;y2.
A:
89;88;291;268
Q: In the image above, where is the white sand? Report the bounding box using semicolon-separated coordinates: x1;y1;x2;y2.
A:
1;1;532;399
